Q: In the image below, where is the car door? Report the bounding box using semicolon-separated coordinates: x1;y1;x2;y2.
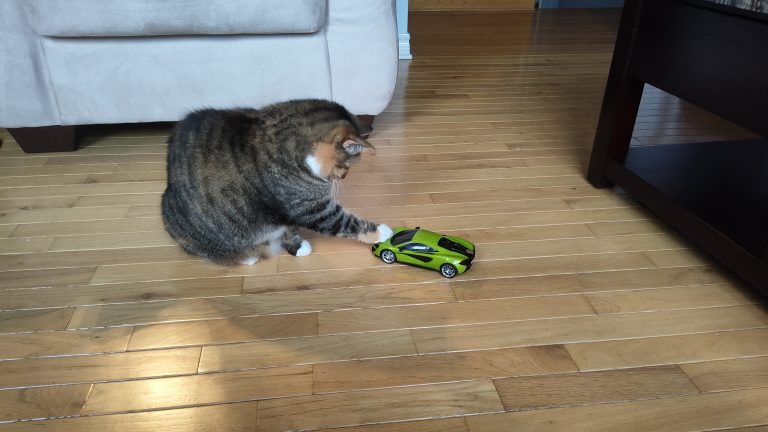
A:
396;242;438;268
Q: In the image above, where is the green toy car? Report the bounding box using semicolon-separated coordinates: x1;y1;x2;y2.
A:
372;227;475;278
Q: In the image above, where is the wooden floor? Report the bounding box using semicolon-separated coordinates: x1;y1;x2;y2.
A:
1;9;767;432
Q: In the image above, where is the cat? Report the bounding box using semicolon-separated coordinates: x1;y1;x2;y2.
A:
161;99;392;265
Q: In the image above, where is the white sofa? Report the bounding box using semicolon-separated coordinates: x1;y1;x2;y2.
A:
0;0;398;152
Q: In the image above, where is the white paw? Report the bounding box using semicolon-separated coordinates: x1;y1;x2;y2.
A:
295;240;312;257
240;256;259;266
376;224;393;243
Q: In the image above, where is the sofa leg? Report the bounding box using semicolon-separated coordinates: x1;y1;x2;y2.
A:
356;115;375;138
7;126;77;153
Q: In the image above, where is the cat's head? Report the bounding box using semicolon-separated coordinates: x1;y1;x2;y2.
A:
308;123;374;180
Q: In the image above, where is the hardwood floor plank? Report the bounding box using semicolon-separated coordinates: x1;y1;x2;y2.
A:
0;236;54;254
0;384;91;422
429;185;605;204
82;366;312;415
0;181;165;199
452;266;729;301
645;248;714;268
465;388;768;432
681;357;768;393
10;217;165;237
318;294;594;334
351;197;571;220
68;283;454;329
73;192;161;208
461;252;656;281
0;401;259;432
314;345;577;393
48;230;175;251
494;366;698;411
587;219;670;236
314;417;469;432
0;267;96;290
89;258;278;285
564;195;637;210
244;266;445;294
0;327;132;360
0;277;244;310
0;224;16;238
0;347;201;389
0;246;190;272
256;380;503;432
0;206;129;225
0;308;74;334
567;328;768;371
413;305;768;354
403;207;650;231
585;284;762;314
128;313;318;350
198;330;416;372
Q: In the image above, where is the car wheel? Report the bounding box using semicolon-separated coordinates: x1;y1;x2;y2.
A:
440;263;457;278
381;250;396;264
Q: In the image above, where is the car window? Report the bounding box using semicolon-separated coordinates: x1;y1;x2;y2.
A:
390;230;416;246
438;237;471;254
402;243;437;253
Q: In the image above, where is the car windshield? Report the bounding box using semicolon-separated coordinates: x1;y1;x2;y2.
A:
390;229;417;246
438;237;472;255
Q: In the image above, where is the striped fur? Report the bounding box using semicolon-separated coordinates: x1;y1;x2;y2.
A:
161;99;387;264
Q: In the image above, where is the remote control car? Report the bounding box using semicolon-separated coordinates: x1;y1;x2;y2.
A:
372;227;475;278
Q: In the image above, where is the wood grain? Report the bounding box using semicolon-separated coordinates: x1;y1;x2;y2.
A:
314;417;469;432
0;327;132;360
199;330;416;372
568;328;768;371
0;347;201;389
318;294;594;334
0;308;74;334
0;401;259;432
0;277;244;310
82;366;312;415
67;283;455;328
413;305;768;354
452;266;729;301
494;366;698;411
128;313;318;349
257;380;503;432
465;387;768;432
0;385;91;422
680;356;768;392
314;345;577;393
585;283;761;314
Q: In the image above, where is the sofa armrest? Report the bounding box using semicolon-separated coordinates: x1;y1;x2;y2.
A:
326;0;398;115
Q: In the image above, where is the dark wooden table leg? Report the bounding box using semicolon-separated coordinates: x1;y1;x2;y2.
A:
586;0;646;188
7;126;77;153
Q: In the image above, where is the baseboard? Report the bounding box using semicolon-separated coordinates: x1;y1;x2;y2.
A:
410;0;535;11
538;0;624;7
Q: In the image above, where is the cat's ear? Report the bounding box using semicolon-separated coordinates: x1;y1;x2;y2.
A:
341;138;375;155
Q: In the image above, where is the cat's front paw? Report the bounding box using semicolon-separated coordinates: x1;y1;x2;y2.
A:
376;224;393;243
295;240;312;257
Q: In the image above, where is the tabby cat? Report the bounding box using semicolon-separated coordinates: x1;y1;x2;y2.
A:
161;99;392;265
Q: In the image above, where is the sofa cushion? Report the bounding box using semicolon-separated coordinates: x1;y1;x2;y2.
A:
26;0;327;37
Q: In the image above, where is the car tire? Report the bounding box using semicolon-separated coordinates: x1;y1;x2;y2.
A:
381;250;396;264
440;263;457;278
